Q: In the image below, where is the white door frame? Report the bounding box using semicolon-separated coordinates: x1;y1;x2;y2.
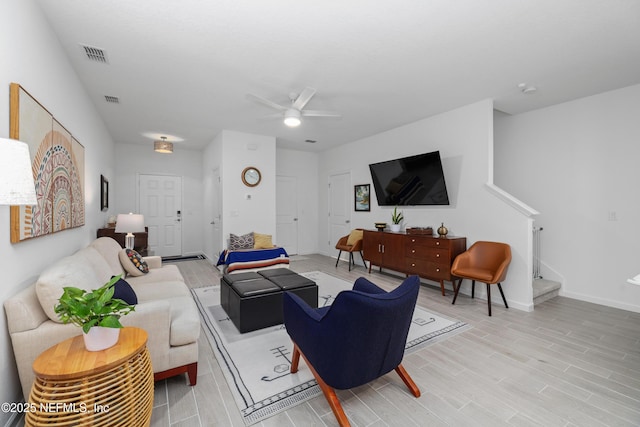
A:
137;173;183;257
328;171;351;258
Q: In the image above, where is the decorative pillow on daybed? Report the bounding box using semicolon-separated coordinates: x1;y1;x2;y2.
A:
118;249;149;277
230;232;254;250
254;232;274;249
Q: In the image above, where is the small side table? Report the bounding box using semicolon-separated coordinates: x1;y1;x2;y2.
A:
26;327;154;427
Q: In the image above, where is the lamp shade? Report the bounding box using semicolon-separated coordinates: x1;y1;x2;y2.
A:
115;213;145;233
154;140;173;153
0;138;37;205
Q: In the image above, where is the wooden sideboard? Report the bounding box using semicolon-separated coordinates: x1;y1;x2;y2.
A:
97;227;149;256
363;229;466;296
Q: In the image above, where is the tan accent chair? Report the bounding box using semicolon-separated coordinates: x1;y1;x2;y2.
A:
451;241;511;316
335;229;365;271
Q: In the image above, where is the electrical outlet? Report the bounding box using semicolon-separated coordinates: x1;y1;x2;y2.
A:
608;211;617;221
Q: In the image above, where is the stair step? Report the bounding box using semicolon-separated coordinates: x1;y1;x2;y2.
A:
533;278;561;305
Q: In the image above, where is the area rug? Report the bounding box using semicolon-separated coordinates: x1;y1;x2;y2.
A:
191;271;468;425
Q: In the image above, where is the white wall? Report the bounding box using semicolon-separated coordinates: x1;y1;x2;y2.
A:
318;99;534;311
495;84;640;313
1;0;115;419
114;143;204;256
202;132;224;260
276;148;320;255
202;130;277;256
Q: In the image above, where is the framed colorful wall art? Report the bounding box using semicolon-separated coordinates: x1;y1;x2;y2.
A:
9;83;85;242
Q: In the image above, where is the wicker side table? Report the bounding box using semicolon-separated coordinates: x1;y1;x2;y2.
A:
26;327;153;427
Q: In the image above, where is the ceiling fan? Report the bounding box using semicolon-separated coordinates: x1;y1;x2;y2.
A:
246;87;341;127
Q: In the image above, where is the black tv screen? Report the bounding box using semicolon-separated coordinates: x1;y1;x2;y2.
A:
369;151;449;206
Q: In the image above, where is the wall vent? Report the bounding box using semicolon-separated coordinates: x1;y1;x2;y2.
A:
104;95;120;104
80;44;109;63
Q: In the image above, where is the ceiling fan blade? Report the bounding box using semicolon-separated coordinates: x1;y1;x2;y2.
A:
301;110;342;118
292;87;316;110
246;93;287;111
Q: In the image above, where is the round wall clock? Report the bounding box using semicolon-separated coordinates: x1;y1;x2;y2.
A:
241;166;261;187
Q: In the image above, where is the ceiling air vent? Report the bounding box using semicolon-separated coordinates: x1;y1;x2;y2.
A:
80;44;109;63
104;95;120;104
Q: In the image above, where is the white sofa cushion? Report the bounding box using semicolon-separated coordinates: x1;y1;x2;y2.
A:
127;264;184;286
129;280;191;302
168;296;201;346
35;253;102;322
89;237;126;277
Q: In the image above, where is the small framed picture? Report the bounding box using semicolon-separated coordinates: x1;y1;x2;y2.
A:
354;184;370;212
100;175;109;211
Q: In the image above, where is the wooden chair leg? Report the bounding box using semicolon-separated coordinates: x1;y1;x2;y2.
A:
290;343;301;373
486;283;492;316
294;345;350;426
395;364;421;397
335;250;342;267
439;280;445;296
497;283;509;309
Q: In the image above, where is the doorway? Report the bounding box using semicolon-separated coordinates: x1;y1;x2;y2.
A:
138;174;183;257
210;168;222;260
276;175;298;255
328;172;351;255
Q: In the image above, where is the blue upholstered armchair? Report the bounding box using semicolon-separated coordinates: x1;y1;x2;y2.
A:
283;275;421;427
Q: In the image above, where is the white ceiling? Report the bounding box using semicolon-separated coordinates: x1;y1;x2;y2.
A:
35;0;640;152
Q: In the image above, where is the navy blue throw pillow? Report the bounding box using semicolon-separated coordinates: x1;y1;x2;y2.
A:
111;276;138;305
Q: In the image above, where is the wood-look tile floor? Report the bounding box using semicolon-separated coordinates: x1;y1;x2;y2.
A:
151;254;640;427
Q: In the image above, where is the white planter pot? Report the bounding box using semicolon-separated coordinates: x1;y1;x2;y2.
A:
83;326;120;352
389;223;401;232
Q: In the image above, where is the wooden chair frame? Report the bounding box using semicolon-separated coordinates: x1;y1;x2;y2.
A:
290;342;420;427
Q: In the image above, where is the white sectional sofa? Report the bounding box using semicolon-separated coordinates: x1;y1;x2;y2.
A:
4;237;200;401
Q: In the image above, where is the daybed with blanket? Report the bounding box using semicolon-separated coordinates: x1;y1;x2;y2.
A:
4;237;200;401
217;231;289;274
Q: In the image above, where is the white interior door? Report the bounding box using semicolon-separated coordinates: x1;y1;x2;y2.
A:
139;174;182;257
211;168;222;259
328;172;351;253
276;176;298;255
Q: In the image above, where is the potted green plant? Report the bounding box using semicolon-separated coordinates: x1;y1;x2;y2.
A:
54;274;135;351
390;206;404;232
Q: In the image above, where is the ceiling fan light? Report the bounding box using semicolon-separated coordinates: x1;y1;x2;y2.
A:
284;109;301;127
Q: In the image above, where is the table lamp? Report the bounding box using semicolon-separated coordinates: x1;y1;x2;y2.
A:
115;213;145;250
0;138;37;205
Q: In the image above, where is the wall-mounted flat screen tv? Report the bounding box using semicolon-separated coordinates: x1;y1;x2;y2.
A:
369;150;449;206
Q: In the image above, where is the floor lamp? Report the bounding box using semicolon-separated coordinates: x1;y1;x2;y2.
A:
115;213;145;250
0;138;37;206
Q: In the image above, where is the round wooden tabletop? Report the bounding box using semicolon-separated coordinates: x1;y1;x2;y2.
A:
32;327;148;380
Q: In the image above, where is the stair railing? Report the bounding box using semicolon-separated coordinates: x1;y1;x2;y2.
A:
533;226;543;279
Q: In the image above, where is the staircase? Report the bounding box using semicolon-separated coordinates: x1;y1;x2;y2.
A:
533;278;561;305
532;226;561;305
